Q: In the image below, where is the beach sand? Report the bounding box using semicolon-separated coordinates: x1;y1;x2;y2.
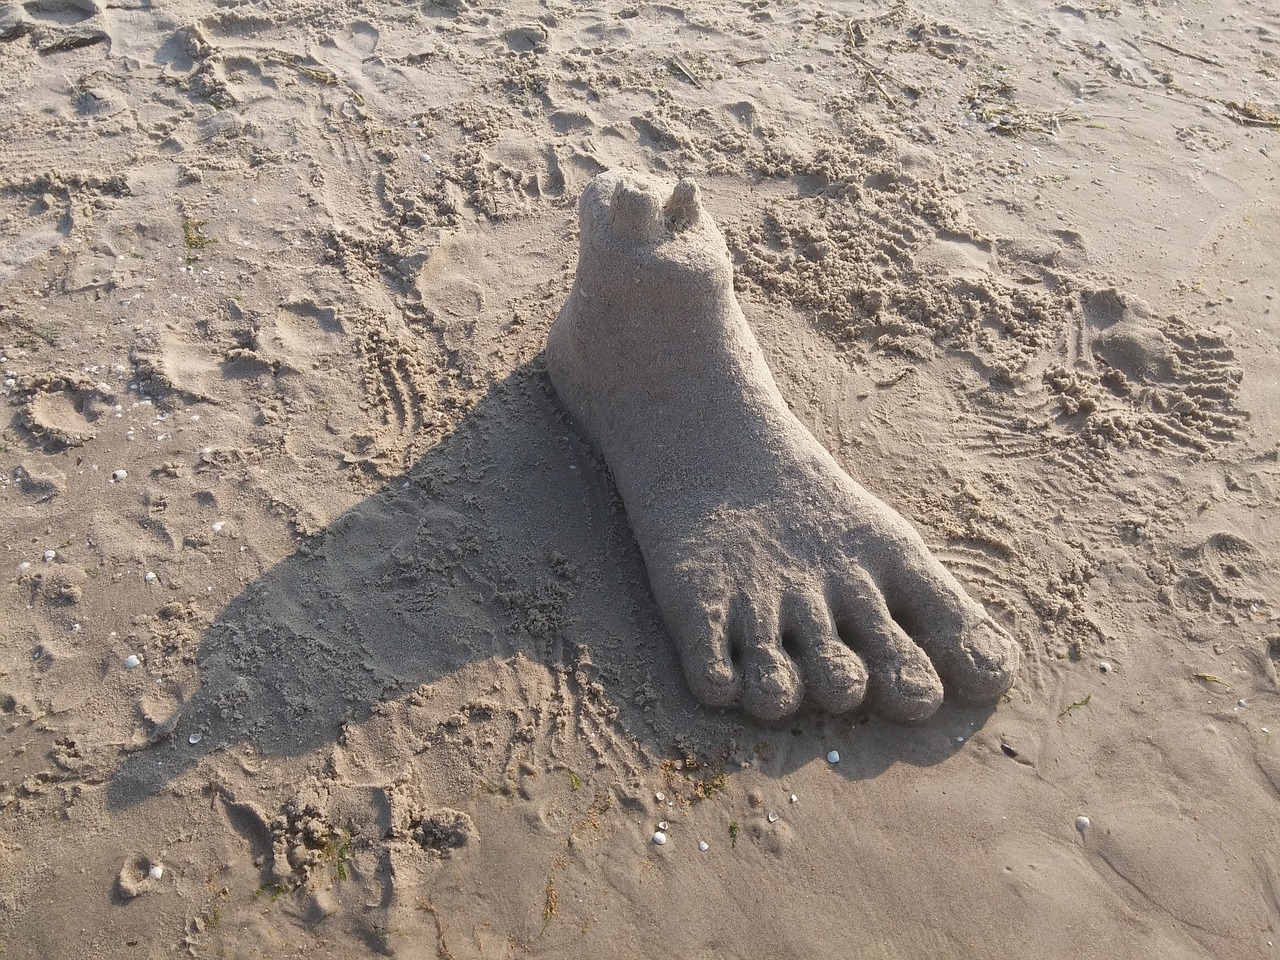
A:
1;0;1278;957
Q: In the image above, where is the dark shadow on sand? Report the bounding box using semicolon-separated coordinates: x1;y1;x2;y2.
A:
105;359;998;811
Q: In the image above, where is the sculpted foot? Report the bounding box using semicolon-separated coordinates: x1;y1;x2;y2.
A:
547;171;1019;722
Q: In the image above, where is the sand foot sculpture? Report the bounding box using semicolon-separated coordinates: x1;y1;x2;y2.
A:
548;172;1019;722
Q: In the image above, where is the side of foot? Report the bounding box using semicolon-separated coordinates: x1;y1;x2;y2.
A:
548;171;1019;722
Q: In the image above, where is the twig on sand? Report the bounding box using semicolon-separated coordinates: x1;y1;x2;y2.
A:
1193;672;1232;689
670;55;704;89
844;30;900;109
1058;693;1092;718
1140;34;1223;68
1222;100;1280;129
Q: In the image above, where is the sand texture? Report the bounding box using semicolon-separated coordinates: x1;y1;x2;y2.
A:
2;0;1279;957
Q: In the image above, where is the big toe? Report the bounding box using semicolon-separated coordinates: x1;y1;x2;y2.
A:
936;617;1020;703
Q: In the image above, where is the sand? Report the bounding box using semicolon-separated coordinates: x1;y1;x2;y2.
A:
1;0;1278;957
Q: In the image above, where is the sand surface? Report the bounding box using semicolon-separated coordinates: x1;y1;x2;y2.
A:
2;0;1279;957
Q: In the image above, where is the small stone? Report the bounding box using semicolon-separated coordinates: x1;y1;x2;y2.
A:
826;750;840;764
188;732;203;745
145;571;157;583
1075;816;1090;833
148;864;164;881
698;840;709;852
123;654;141;670
112;469;127;482
652;831;667;846
18;561;30;572
1237;699;1247;708
789;794;798;804
211;522;224;533
654;792;664;802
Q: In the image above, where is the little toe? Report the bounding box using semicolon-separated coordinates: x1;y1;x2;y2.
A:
668;610;741;709
734;606;804;721
832;577;944;722
608;176;664;243
883;556;1020;703
781;594;867;714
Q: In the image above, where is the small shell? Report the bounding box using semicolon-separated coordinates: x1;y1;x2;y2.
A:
654;792;664;802
43;550;56;563
188;732;203;745
789;794;798;804
1237;699;1247;708
123;654;141;670
144;571;157;583
657;821;669;831
1099;661;1113;674
148;864;164;881
18;561;30;572
652;831;667;846
1074;816;1090;833
826;750;840;764
698;840;709;852
211;522;224;533
112;469;128;482
766;811;778;823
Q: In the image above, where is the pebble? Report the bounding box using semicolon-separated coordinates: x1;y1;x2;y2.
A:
148;865;164;881
211;522;224;533
698;840;709;852
123;654;141;670
652;831;667;846
789;794;798;804
654;792;664;802
826;750;840;764
18;561;30;572
145;571;157;584
1237;699;1247;708
111;469;127;482
1075;816;1090;833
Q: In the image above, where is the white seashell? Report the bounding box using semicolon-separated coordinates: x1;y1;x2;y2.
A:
955;736;966;744
766;811;778;823
1237;699;1247;708
211;522;224;533
789;794;798;804
652;831;667;845
18;561;30;572
112;469;127;481
657;821;669;831
188;732;203;745
1099;661;1113;673
1074;816;1090;832
124;654;141;670
145;571;157;583
698;840;709;852
826;750;840;764
148;864;164;881
654;792;664;802
43;550;56;563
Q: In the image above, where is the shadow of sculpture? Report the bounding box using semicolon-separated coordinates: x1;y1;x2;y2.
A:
106;359;997;811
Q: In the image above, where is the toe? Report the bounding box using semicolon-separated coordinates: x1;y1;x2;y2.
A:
831;575;943;722
882;555;1020;704
780;594;867;714
608;176;664;243
667;606;741;709
734;604;804;721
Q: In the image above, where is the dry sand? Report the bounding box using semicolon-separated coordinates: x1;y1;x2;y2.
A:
1;0;1278;957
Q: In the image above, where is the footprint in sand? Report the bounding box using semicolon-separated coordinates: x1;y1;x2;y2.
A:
547;172;1019;722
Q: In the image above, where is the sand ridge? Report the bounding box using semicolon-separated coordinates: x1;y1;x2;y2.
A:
1;0;1278;957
